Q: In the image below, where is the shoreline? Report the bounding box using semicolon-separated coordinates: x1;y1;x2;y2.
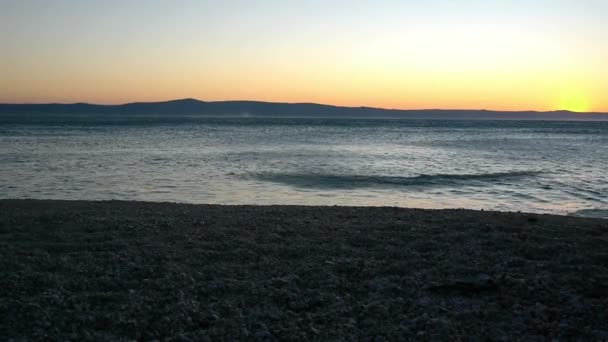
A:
2;197;606;220
1;199;607;339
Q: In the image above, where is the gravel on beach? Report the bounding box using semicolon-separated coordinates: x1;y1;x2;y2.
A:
1;199;607;340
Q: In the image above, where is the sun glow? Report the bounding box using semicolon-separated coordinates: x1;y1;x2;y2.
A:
559;92;590;113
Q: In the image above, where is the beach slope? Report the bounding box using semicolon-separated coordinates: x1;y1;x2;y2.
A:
1;199;607;340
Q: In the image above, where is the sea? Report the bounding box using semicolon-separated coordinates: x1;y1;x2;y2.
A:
1;114;607;218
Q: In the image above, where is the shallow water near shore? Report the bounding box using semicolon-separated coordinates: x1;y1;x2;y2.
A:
1;115;607;217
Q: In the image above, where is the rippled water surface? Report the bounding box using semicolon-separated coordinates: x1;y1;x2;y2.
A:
1;115;607;217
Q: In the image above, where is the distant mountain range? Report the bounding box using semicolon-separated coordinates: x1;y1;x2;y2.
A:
1;98;607;121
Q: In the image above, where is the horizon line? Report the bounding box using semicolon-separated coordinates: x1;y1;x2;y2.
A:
1;98;607;115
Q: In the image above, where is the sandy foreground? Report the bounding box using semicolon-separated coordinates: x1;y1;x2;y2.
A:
0;199;607;340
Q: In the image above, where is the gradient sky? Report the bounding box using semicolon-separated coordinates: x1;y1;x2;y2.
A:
1;0;607;112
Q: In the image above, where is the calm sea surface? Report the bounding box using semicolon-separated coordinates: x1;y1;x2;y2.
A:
1;115;607;217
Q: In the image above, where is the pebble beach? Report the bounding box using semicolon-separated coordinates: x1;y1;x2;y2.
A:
1;199;607;340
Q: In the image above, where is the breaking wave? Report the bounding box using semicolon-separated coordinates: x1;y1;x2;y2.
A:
248;171;542;189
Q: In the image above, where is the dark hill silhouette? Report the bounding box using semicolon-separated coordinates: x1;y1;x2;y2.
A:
1;99;607;120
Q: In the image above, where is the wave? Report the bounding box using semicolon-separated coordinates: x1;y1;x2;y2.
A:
248;171;542;189
570;209;608;219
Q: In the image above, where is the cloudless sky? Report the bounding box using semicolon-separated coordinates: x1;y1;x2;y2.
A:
1;0;607;111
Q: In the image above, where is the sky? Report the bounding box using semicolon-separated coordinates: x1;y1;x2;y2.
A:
1;0;607;112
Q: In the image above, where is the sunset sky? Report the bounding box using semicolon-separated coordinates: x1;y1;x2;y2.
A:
1;0;607;112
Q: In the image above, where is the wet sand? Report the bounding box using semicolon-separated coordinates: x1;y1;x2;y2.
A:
1;199;607;340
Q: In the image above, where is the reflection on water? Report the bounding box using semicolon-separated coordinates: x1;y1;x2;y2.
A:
1;116;607;217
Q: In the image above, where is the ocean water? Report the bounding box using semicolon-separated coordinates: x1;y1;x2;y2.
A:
1;115;607;217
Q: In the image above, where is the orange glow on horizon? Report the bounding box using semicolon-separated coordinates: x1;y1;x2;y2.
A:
2;2;607;113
